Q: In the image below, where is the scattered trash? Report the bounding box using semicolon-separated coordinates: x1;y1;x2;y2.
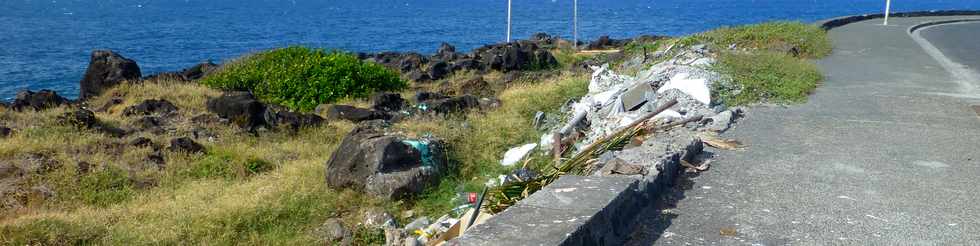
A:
720;227;738;236
532;111;546;128
700;133;745;150
403;139;436;167
500;143;537;166
459;208;493;231
680;159;711;173
404;217;431;232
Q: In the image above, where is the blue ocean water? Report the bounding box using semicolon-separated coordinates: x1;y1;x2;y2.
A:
2;0;979;100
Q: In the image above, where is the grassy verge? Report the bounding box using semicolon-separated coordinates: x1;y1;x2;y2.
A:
685;21;832;105
0;72;587;244
714;51;822;105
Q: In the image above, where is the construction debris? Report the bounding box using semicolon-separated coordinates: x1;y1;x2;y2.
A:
425;44;749;244
500;143;537;166
700;133;746;150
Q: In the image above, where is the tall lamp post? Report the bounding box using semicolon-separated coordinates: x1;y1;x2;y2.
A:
573;0;578;50
883;0;892;25
507;0;512;42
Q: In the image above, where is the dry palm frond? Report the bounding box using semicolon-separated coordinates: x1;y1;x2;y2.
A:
484;100;680;212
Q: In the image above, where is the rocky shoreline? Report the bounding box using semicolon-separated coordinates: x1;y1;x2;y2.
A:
1;31;718;245
0;31;663;210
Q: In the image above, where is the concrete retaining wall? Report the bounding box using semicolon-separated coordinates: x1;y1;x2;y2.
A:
452;153;683;245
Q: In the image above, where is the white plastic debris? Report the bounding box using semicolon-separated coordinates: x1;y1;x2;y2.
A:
539;133;556;151
655;109;683;119
501;143;537;166
657;73;711;105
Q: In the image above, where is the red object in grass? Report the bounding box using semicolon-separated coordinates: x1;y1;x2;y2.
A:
468;193;478;204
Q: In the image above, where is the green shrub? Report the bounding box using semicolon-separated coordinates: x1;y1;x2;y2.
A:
714;51;822;105
202;46;406;111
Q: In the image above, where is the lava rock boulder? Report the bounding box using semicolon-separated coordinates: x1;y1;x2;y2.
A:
262;106;324;131
122;99;178;116
324;121;447;199
206;91;267;129
11;90;69;111
319;105;390;123
79;50;142;100
168;137;205;154
371;92;405;112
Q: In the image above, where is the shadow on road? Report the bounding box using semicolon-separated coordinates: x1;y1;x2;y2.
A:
623;156;705;245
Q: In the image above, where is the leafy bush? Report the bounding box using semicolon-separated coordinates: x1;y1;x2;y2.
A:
714;51;822;105
202;46;406;111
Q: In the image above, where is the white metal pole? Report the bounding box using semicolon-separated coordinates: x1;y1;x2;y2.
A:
573;0;578;50
883;0;891;25
507;0;512;42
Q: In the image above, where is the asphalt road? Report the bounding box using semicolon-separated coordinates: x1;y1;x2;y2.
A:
920;21;980;75
626;16;980;245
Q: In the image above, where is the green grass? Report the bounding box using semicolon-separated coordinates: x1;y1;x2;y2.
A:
684;21;831;105
689;21;832;58
551;47;595;69
622;39;666;57
201;46;407;111
714;51;823;105
76;166;137;207
181;150;273;180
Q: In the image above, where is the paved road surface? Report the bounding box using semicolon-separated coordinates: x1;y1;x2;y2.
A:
919;20;980;76
626;16;980;245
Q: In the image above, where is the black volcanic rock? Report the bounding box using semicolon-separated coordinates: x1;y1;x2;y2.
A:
206;91;266;129
123;99;178;116
168;137;204;154
79;50;141;100
11;90;69;111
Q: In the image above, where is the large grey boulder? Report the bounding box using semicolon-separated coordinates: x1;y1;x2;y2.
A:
324;121;446;200
79;50;141;100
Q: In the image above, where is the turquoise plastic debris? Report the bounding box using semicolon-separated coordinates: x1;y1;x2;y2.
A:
403;139;435;167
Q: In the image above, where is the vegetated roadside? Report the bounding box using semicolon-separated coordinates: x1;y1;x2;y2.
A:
0;21;829;245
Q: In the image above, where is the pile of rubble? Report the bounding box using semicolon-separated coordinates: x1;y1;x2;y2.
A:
513;44;744;181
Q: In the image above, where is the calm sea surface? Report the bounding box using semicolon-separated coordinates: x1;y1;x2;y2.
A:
2;0;979;100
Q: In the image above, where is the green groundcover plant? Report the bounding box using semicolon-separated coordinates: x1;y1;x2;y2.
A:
201;46;406;111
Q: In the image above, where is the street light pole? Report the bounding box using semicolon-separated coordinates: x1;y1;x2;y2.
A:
883;0;892;25
507;0;512;42
573;0;578;50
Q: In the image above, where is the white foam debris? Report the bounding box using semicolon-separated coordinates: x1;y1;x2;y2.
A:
501;143;538;166
657;73;711;105
655;109;683;119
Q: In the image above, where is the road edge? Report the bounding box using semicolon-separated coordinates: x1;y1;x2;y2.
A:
819;10;980;30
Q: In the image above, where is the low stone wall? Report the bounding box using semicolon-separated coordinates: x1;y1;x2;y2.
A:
452;144;688;245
